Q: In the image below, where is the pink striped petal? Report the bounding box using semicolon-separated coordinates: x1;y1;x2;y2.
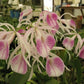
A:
46;35;55;49
46;57;64;77
79;46;84;59
62;37;74;50
36;30;55;57
11;55;27;74
46;13;58;27
46;13;59;34
36;39;48;58
0;40;9;60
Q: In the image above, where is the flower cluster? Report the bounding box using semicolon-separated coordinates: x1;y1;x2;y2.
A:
0;9;84;80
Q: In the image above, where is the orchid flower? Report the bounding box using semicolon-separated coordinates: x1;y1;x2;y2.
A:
62;35;76;50
0;9;84;81
36;29;55;58
11;54;27;74
8;32;31;74
24;28;46;69
46;12;59;34
46;56;65;77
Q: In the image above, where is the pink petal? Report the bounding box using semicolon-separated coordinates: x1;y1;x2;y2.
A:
79;46;84;59
11;55;27;74
46;13;59;34
46;13;58;27
0;40;9;60
70;19;76;27
36;31;51;58
18;29;26;34
36;39;48;58
70;40;74;47
51;13;58;21
46;35;55;49
46;57;64;77
62;37;68;44
62;37;74;50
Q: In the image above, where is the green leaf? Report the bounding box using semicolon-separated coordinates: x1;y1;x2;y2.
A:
26;81;31;84
45;79;59;84
7;70;31;84
73;58;82;84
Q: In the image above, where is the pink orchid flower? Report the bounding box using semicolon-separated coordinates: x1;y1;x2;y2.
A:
46;56;65;77
11;54;27;74
36;30;55;58
16;32;31;56
46;12;59;34
62;35;76;50
0;40;9;60
79;46;84;59
8;32;31;74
